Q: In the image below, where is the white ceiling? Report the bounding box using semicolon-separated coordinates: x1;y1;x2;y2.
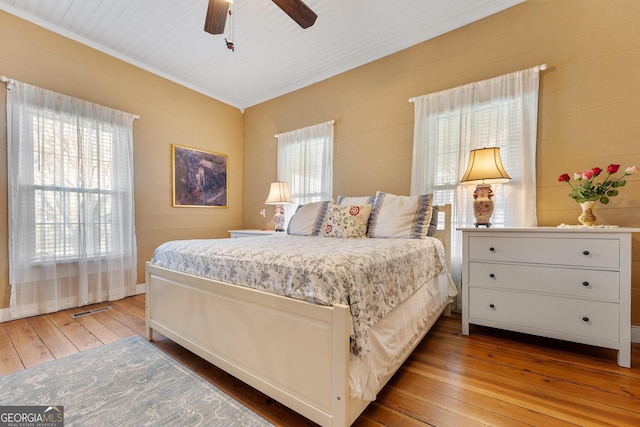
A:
0;0;524;110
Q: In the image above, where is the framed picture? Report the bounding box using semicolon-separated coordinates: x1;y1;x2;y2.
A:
172;144;228;207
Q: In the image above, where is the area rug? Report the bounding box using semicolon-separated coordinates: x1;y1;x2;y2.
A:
0;335;273;427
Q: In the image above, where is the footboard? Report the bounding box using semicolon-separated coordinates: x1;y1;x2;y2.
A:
145;262;355;427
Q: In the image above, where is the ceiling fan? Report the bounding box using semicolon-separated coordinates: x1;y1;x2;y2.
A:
204;0;318;35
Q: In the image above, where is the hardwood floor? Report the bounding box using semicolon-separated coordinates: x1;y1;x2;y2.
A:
1;294;639;426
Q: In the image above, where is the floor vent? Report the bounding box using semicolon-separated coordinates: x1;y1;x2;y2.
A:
70;306;112;318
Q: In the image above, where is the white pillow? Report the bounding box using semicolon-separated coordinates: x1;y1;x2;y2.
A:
286;201;330;236
319;204;372;238
367;191;433;239
336;195;376;206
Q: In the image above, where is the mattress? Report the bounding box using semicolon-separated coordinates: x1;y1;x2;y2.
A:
151;234;454;357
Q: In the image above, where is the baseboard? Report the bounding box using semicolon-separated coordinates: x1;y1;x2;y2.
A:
0;307;10;323
633;325;640;343
0;283;146;323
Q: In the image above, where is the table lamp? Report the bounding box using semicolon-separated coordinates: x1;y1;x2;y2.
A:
460;147;510;227
265;181;293;232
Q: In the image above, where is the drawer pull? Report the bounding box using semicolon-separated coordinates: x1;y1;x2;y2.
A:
582;281;590;287
489;273;495;278
489;303;495;309
582;316;590;322
489;247;495;252
583;250;590;256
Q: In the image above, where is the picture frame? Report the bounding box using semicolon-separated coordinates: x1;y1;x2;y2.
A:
172;144;228;207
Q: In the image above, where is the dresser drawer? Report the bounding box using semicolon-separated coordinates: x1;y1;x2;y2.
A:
468;236;619;268
468;262;620;301
468;287;619;344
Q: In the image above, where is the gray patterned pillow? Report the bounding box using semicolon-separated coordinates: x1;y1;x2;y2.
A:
427;205;439;237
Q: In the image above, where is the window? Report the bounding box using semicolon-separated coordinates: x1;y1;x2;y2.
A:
276;121;334;225
428;100;516;228
32;109;118;259
410;66;542;308
6;80;137;318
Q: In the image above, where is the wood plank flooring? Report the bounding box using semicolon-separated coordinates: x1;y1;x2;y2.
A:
1;294;639;426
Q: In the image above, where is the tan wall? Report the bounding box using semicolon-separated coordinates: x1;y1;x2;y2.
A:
0;11;244;310
243;0;640;324
3;1;640;326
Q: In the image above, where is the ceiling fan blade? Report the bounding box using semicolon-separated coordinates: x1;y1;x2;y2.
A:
204;0;229;35
271;0;317;29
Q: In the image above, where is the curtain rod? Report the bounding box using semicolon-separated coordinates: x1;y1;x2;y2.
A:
408;63;548;103
0;75;14;90
1;75;140;120
274;119;335;138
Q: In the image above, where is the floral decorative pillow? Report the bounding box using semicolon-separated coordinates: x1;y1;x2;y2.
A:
320;204;372;238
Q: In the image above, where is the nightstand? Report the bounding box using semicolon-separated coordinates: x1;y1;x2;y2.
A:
460;227;638;368
228;229;278;238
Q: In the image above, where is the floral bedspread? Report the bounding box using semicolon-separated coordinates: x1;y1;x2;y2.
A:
151;234;449;356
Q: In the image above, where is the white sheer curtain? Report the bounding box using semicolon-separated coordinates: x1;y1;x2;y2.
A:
410;65;542;306
6;80;138;318
276;121;334;226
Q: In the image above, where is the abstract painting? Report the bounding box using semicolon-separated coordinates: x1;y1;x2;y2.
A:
172;144;228;207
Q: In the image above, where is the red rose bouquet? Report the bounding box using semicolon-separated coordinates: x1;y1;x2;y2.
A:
558;164;639;204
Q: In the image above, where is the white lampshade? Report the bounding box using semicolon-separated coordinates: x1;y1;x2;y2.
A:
460;147;511;185
265;181;293;204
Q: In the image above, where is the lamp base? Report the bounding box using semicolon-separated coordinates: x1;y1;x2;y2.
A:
473;184;494;228
274;204;285;232
474;222;491;228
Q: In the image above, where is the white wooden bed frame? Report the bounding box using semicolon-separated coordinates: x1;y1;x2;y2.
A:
145;205;452;427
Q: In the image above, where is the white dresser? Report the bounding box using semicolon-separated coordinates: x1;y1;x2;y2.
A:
460;227;638;368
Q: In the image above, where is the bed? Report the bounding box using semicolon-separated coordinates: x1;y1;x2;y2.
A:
145;198;455;427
